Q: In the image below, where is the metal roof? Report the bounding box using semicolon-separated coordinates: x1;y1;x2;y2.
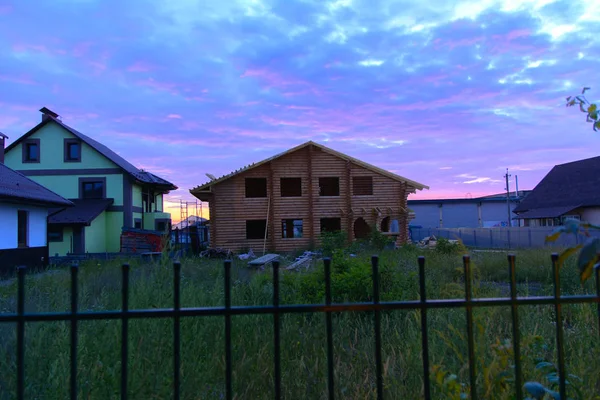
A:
0;163;73;207
5;109;177;191
190;141;428;194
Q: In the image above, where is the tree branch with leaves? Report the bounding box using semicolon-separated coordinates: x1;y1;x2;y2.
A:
544;87;600;284
566;87;599;131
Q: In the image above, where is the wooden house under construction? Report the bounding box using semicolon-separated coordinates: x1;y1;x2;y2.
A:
190;141;428;253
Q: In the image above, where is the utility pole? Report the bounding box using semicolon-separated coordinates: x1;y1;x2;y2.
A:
504;169;511;227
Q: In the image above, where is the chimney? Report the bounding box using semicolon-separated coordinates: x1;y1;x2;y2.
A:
39;107;59;122
0;132;7;164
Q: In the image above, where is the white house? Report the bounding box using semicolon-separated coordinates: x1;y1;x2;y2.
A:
1;132;73;273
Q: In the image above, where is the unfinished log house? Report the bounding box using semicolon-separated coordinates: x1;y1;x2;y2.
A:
190;141;428;253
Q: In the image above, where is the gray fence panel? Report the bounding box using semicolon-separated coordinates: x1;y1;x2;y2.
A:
409;227;600;249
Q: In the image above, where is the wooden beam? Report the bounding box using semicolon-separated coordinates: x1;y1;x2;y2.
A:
209;198;216;248
346;160;353;243
308;145;314;246
268;161;275;252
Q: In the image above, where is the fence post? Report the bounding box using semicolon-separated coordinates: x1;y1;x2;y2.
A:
490;229;494;248
372;255;383;399
173;262;181;400
551;254;567;400
418;257;431;399
16;266;25;400
508;255;522;400
463;256;477;399
507;230;511;249
473;230;477;247
324;258;335;400
528;229;532;247
272;260;281;399
70;262;79;400
121;264;130;400
224;260;232;400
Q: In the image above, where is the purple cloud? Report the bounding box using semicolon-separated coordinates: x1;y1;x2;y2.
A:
0;0;599;218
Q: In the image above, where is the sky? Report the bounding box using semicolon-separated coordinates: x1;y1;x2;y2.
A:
0;0;599;222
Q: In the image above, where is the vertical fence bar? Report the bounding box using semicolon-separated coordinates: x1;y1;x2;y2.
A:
551;254;567;400
490;230;493;248
596;264;600;338
272;260;281;399
418;257;431;399
507;255;522;400
528;229;532;247
70;263;79;400
224;260;233;400
16;266;25;400
173;262;181;400
324;258;335;400
507;230;511;249
121;264;130;400
372;255;383;399
473;230;477;248
463;256;477;400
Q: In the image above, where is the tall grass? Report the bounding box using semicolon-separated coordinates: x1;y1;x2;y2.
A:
0;247;598;399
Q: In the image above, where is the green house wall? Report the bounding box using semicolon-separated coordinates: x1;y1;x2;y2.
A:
4;123;117;170
49;227;73;256
4;119;172;256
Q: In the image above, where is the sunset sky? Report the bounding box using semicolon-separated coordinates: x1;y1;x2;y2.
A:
1;0;598;222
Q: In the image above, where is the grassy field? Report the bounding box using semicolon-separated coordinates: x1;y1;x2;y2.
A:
0;244;598;399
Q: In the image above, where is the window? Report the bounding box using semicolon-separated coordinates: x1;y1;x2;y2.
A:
64;139;81;162
280;178;302;197
48;226;63;242
17;210;28;247
245;178;267;198
81;180;105;199
282;219;303;238
156;221;167;231
134;219;142;229
246;220;267;239
353;176;373;195
23;139;40;163
319;177;339;196
320;218;341;233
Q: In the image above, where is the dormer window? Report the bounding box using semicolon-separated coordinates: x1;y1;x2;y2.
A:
22;139;40;163
64;139;81;162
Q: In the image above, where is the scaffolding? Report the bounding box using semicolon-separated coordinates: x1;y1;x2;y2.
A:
179;199;200;251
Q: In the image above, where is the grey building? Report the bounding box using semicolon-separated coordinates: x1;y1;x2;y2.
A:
408;191;531;229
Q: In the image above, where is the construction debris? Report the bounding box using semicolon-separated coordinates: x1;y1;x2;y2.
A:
248;253;280;268
238;249;256;260
285;251;321;271
416;235;459;249
199;247;232;259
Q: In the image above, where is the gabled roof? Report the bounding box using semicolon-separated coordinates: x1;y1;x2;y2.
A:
5;109;177;191
0;163;74;207
49;198;113;225
513;156;600;214
190;141;428;193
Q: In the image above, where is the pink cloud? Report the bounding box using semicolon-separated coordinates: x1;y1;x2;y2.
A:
167;114;182;119
127;61;156;72
0;74;37;85
72;42;93;57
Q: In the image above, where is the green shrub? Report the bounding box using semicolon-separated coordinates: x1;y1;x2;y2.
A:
319;231;347;256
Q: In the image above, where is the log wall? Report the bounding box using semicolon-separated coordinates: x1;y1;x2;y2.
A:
208;145;412;253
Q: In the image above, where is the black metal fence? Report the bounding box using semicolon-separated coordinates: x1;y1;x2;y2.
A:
1;254;599;399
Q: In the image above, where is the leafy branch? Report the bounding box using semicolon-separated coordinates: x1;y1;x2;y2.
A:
566;87;600;131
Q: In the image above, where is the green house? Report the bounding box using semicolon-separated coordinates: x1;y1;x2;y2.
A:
3;107;177;256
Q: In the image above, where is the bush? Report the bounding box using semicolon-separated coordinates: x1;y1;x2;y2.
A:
319;231;347;256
